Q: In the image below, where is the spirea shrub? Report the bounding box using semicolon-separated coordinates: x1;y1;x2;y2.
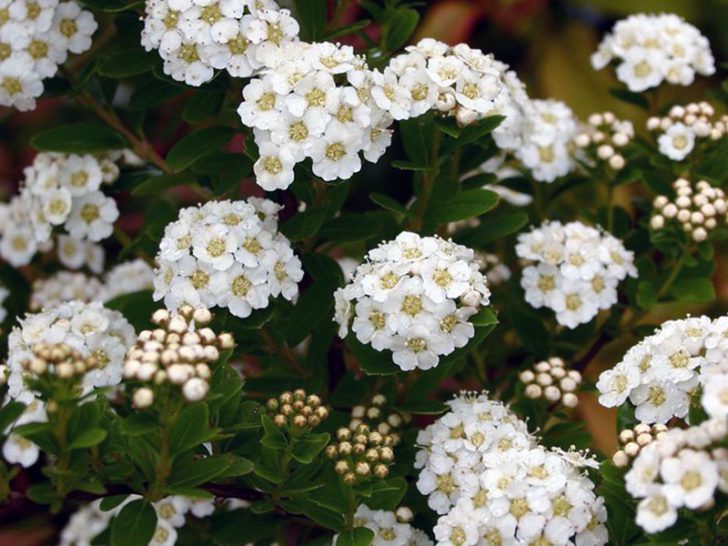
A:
2;3;728;546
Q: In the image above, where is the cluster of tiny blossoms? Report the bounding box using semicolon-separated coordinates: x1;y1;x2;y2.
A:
625;416;728;534
574;111;634;172
517;221;637;328
153;198;302;317
334;232;491;371
30;259;154;310
596;315;728;424
415;392;607;546
0;0;96;110
333;505;433;546
6;300;136;404
372;39;502;127
519;357;582;408
591;13;715;92
266;388;329;429
326;395;404;485
124;306;234;407
241;41;393;185
0;151;140;267
141;0;298;86
651;177;727;242
612;423;668;468
2;301;134;467
60;494;215;546
648;102;727;161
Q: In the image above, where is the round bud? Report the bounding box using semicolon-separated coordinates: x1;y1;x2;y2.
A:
338;442;352;456
436;92;456;112
372;394;387;406
152;309;170;325
677;209;691;223
619;429;635;443
351;405;365;418
588;113;603;126
519;370;536;383
637;433;653;447
182;377;208;402
608;154;625;170
575;133;591;148
653;195;669;209
373;464;389;478
293;415;308;428
218;333;235;349
560;377;578;392
133;387;154;409
396;507;413;523
624;442;640;457
612;132;629;147
692;227;708;242
562;393;578;408
456;107;478;127
603;111;615;124
335;461;349;475
193;307;212;324
650;215;665;230
366;407;381;420
536;373;552;386
544;386;561;401
168;315;188;334
524;384;542;399
343;472;356;485
273;414;287;427
355;462;371;476
663;203;678;218
612;450;629;468
646;117;661;130
325;445;337;459
534;361;551;373
597;144;614;160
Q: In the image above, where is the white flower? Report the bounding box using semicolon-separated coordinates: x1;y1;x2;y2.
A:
2;433;40;467
635;493;677;534
52;1;97;54
65;190;119;241
661;449;718;509
596;364;640;408
253;140;296;190
310;124;362;181
658;122;695;161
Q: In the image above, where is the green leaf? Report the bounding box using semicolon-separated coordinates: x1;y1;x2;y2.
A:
78;0;136;11
321;19;372;41
286;275;338;346
69;427;108;449
395;400;448;415
100;495;129;512
169;454;253;488
169;403;212;455
336;527;374;546
183;89;226;123
669;277;715;303
609;88;649;110
166;127;236;172
131;172;198;196
281;208;328;242
636;281;657;310
293;0;327;40
346;335;399;376
457;212;528;246
366;477;407;511
424;189;499;229
0;401;25;432
98;49;158;78
370;193;410;217
105;290;157;331
442;116;504;153
291;432;330;464
129;78;185;111
32;122;127;154
110;499;157;546
261;414;287;450
382;8;419;51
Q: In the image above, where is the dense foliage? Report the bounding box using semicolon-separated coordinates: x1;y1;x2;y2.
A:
1;1;728;545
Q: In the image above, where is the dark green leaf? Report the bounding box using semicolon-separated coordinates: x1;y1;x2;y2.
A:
370;193;410;216
69;427;107;449
382;8;419;51
609;88;649;110
98;50;157;78
183;89;226;123
261;414;287;451
336;527;374;546
166;127;236;172
424;189;499;229
669;278;715;303
291;433;330;464
110;499;157;546
32;122;127;154
169;403;212;455
131;172;198;196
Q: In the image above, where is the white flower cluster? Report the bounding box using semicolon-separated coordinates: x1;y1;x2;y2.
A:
574;111;634;172
0;151;139;267
651;177;727;242
596;315;728;424
6;300;135;404
141;0;299;86
415;392;607;546
648;102;727;161
372;39;503;126
124;306;234;406
241;40;393;185
2;301;134;467
591;13;715;92
332;505;433;546
517;221;637;329
153;198;302;317
479;99;579;183
334;232;491;372
626;416;728;534
519;357;581;408
60;494;215;546
30;259;154;310
0;0;96;111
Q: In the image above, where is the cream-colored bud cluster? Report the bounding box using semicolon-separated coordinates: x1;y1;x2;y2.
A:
124;305;234;408
20;343;102;381
647;102;727;141
574;111;632;171
612;423;668;468
519;357;581;408
325;395;405;485
266;388;329;429
651;178;727;242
